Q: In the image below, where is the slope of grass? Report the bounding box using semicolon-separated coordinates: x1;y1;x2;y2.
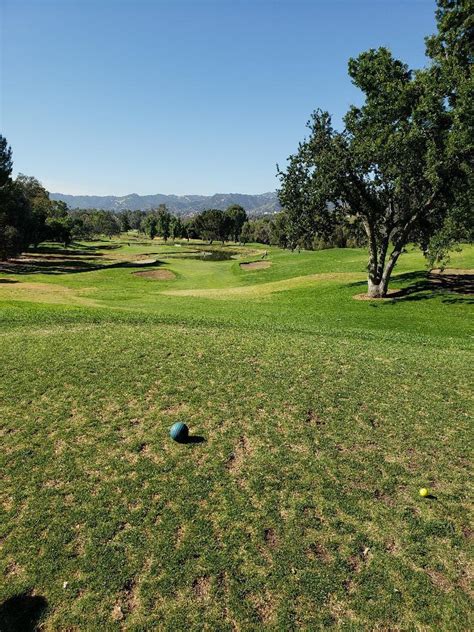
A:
0;239;472;630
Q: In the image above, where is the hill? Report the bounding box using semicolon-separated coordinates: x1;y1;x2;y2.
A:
50;191;281;216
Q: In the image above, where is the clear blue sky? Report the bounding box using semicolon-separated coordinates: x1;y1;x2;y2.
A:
1;0;436;196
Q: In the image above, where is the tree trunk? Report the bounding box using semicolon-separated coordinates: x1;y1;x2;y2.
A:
367;277;385;298
367;248;401;298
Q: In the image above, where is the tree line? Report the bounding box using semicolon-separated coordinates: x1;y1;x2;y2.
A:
125;204;248;244
239;211;366;249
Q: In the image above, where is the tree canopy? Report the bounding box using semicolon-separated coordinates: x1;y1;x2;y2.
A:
225;204;248;242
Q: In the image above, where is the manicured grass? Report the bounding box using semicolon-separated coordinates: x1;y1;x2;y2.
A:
0;239;472;630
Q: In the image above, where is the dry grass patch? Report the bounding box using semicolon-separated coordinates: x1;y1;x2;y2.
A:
0;282;99;306
248;591;276;625
326;594;358;625
426;569;453;593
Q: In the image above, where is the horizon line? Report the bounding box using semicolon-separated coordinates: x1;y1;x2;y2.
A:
50;190;279;198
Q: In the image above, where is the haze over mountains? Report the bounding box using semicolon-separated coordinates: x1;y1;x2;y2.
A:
50;191;281;216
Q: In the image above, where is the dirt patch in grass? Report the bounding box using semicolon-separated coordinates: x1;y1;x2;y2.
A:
5;561;23;577
306;542;330;562
264;528;278;549
240;261;272;270
133;269;175;280
175;525;186;548
305;408;325;426
458;564;474;598
226;435;251;474
353;289;403;301
112;604;124;621
192;576;211;600
161;403;189;415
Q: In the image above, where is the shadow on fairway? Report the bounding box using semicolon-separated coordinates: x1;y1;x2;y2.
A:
350;270;474;304
0;593;48;632
0;250;168;276
181;435;206;444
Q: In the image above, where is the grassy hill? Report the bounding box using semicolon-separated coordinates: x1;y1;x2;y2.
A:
0;240;472;630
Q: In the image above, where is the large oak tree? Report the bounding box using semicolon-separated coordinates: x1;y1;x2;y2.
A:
278;46;463;298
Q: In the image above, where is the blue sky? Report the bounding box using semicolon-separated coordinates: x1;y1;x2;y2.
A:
1;0;436;196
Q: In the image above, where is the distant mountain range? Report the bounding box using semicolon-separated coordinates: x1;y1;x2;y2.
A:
50;191;281;216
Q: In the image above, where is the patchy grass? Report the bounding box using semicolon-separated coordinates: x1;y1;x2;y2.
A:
0;238;473;630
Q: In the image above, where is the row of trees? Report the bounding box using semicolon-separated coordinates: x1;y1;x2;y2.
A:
239;211;366;249
278;0;473;297
72;205;364;250
115;205;248;244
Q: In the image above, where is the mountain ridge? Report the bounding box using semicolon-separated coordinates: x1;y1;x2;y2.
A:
50;191;281;216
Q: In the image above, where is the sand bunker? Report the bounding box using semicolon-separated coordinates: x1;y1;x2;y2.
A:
134;258;157;265
240;261;272;271
133;269;175;280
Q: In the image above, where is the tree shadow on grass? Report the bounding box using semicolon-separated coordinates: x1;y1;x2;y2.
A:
30;242;122;255
0;252;168;276
0;593;48;632
350;270;474;305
